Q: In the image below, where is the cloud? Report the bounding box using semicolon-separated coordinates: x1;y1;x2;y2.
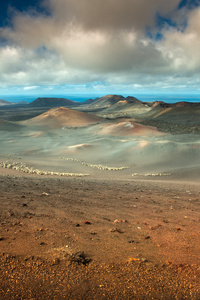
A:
46;0;180;32
161;8;200;74
0;0;200;92
23;86;39;91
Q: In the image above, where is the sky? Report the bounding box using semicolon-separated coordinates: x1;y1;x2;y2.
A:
0;0;200;99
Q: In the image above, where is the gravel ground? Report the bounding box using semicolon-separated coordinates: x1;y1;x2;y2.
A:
0;171;200;299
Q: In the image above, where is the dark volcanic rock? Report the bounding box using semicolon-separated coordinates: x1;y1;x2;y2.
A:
126;96;141;104
29;98;76;108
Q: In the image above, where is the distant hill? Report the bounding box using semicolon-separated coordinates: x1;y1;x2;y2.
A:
81;95;200;127
17;101;28;105
81;98;100;105
0;99;28;106
87;95;142;108
89;95;126;108
22;107;104;128
149;101;200;123
29;98;76;107
0;100;14;106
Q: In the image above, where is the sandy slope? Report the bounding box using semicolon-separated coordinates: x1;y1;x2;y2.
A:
98;120;166;136
21;107;104;128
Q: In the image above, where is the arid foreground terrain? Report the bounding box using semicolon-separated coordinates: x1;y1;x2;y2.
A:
0;95;200;299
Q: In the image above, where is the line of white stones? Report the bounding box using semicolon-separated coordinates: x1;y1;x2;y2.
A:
0;161;89;177
61;157;129;171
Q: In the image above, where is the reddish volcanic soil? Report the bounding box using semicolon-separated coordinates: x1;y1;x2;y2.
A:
98;120;165;136
0;168;200;299
22;107;104;128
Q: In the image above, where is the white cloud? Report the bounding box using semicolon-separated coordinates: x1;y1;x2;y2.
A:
23;86;39;91
0;0;200;92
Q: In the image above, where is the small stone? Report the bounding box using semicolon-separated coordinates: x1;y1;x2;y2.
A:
114;219;127;223
75;223;81;227
83;221;91;225
109;228;123;233
8;212;14;217
176;227;181;231
142;221;148;225
22;203;27;207
52;258;60;265
41;192;49;197
70;251;91;265
144;236;150;240
128;240;135;243
24;256;32;262
40;242;46;246
141;258;148;263
129;257;140;262
162;219;168;223
103;217;111;221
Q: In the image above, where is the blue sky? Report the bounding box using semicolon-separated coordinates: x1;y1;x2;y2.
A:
0;0;200;99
